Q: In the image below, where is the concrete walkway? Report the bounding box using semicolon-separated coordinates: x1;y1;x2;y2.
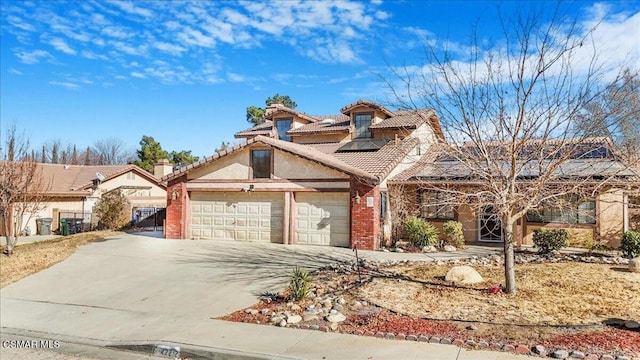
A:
1;234;514;360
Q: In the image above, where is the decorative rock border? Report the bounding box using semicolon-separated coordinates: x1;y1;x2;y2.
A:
254;252;637;360
284;322;638;360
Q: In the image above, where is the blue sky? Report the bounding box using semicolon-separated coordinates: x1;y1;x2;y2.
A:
1;0;639;158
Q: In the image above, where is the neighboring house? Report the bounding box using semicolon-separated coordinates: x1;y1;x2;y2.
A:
388;138;638;248
1;161;169;236
163;100;443;250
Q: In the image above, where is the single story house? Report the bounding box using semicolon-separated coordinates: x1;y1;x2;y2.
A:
388;138;638;248
1;161;169;236
162;100;443;250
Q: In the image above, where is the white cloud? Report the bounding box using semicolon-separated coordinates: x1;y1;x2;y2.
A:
49;81;80;89
154;41;186;55
375;10;389;20
8;68;23;75
107;0;153;18
102;26;131;38
15;49;52;64
49;38;76;55
178;27;215;47
7;15;36;31
130;71;146;79
227;72;245;82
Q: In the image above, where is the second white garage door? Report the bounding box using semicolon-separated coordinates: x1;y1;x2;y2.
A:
295;192;350;247
190;192;283;242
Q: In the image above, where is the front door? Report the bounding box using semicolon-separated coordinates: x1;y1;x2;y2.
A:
478;207;503;242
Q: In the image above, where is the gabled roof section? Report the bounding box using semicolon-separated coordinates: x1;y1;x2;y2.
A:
162;135;377;182
340;99;395;117
308;137;420;180
235;120;274;138
264;104;319;123
12;162;165;197
369;109;445;140
287;115;351;135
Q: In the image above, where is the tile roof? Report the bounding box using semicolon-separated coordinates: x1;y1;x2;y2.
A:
287;115;351;135
390;139;637;183
340;99;395;117
264;104;319;123
308;137;420;179
369;109;434;129
9;163;162;197
235;121;274;138
163;136;377;182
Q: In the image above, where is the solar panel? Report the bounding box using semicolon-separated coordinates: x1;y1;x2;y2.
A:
336;139;389;152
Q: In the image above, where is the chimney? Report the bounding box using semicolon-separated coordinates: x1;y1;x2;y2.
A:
153;159;173;178
264;103;283;117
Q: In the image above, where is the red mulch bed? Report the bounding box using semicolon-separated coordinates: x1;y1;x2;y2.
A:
219;302;640;357
541;328;640;355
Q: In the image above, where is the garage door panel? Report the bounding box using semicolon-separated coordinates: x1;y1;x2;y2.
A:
295;192;350;247
190;192;283;242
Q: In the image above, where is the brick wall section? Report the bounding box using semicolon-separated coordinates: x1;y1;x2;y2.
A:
165;175;187;239
350;178;380;250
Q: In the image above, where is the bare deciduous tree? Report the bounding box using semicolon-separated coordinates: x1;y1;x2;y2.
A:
92;137;135;165
383;2;638;293
0;125;49;256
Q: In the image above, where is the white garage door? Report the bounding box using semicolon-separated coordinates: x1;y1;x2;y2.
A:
295;192;350;247
190;192;283;242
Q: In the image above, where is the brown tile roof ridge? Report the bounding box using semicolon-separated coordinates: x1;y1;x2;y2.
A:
264;104;319;123
287;118;352;135
369;109;435;129
234;121;274;138
340;99;395;117
163;136;377;182
26;163;163;195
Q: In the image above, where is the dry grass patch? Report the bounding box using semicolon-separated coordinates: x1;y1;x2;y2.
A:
0;231;123;287
357;262;639;326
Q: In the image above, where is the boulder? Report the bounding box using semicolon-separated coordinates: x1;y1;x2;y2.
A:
326;313;346;323
422;245;437;253
445;265;483;284
629;256;640;273
443;245;457;252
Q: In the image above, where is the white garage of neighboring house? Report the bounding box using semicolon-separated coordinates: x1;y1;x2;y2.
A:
163;136;373;248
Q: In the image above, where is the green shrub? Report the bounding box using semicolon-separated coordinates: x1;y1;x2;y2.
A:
442;221;465;248
620;231;640;258
532;228;569;254
404;217;439;248
288;267;312;301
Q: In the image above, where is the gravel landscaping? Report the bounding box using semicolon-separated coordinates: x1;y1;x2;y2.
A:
219;250;640;359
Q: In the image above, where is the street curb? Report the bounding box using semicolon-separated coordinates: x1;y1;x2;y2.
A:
0;327;298;360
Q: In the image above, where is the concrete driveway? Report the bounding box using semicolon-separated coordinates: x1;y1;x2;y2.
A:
0;233;502;359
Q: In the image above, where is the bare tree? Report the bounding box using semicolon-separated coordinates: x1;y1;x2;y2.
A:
383;2;638;293
91;137;135;165
0;125;48;255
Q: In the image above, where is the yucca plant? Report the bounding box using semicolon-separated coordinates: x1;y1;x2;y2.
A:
288;266;312;301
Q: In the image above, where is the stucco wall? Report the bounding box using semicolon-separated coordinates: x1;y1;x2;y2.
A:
188;146;349;181
96;172;166;198
598;189;625;247
189;150;250;180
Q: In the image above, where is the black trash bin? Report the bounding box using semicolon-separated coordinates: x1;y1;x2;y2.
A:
37;218;53;235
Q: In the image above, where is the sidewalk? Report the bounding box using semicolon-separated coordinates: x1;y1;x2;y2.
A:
1;318;525;360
